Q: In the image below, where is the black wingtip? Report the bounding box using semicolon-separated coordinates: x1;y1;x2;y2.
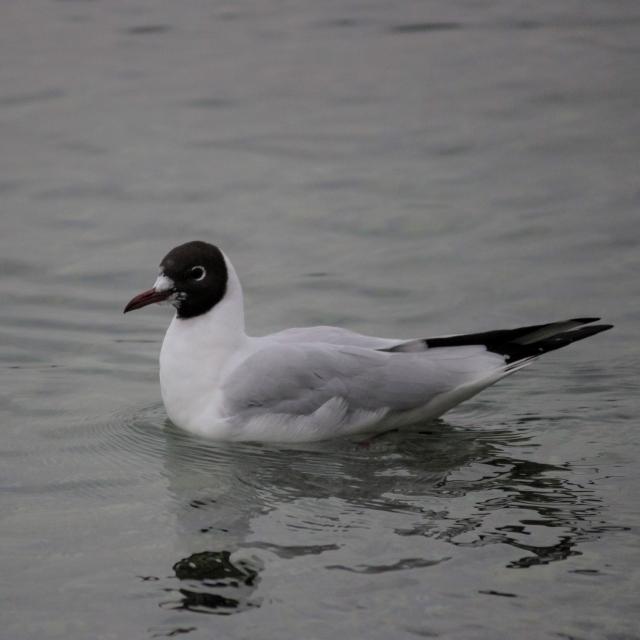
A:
506;323;613;362
586;323;614;334
419;318;613;363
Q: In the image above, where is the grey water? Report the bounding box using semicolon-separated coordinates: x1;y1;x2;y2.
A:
2;1;639;638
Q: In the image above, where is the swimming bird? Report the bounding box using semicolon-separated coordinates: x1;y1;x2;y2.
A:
124;241;612;442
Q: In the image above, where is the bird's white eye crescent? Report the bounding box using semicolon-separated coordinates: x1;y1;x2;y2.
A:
191;266;206;281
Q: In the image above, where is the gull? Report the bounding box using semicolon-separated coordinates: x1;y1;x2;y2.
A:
124;241;612;442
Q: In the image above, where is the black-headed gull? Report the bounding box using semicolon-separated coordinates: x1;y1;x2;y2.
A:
124;241;612;442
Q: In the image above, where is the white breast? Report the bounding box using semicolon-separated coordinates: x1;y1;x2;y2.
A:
158;255;250;437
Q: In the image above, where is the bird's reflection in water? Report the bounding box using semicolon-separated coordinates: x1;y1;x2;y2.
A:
150;417;615;617
160;550;261;615
394;453;611;569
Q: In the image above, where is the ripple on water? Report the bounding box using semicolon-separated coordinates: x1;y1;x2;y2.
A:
182;423;618;571
53;407;621;628
2;404;172;501
326;556;451;573
43;404;168;465
28;402;622;587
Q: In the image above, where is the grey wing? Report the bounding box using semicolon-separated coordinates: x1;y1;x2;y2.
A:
222;342;503;419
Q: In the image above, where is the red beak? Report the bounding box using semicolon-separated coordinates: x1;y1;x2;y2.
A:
123;288;173;313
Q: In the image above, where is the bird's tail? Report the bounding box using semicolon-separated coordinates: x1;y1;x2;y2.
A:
384;317;613;365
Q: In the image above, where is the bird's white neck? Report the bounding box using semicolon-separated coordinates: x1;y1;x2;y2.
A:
159;255;248;429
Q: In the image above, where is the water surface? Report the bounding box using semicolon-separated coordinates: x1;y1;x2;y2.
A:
2;1;639;638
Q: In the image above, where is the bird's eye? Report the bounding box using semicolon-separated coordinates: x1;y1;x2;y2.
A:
190;266;206;281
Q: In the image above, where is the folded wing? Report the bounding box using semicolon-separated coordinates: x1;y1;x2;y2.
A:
222;342;504;420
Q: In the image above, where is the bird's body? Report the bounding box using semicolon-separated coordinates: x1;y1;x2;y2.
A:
125;241;612;442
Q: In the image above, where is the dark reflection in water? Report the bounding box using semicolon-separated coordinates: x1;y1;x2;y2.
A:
326;556;450;574
159;550;261;615
394;449;628;569
138;413;620;606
